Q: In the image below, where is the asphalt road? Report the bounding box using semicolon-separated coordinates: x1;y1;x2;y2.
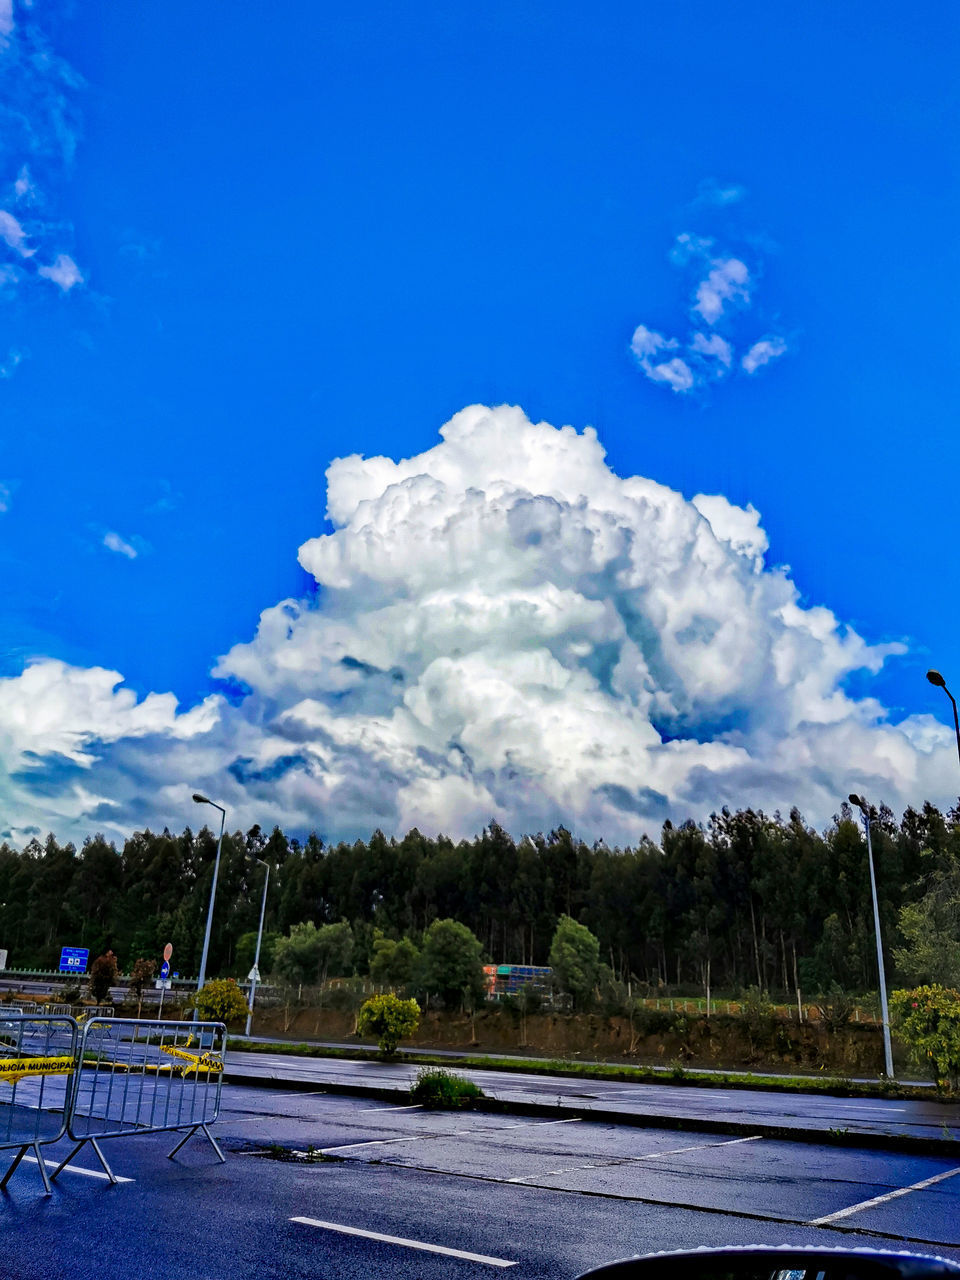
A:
224;1050;960;1143
4;1082;960;1280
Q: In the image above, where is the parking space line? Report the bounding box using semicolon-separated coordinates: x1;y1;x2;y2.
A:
24;1156;134;1184
359;1104;422;1112
290;1217;517;1267
506;1133;761;1183
809;1165;960;1225
322;1116;579;1154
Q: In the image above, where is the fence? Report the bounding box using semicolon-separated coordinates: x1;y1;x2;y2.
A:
0;1012;78;1194
54;1016;226;1185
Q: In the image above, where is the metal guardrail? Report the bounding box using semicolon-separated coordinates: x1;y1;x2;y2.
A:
0;1013;79;1194
55;1017;226;1185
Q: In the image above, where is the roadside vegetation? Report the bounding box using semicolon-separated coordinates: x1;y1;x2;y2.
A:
4;802;960;1089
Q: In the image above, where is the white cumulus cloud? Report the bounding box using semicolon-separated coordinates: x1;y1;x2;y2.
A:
0;209;31;257
103;531;139;560
630;199;789;395
742;336;788;374
38;252;83;292
693;256;750;324
1;405;955;849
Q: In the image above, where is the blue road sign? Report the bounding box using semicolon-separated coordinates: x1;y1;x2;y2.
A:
160;959;170;980
59;946;89;973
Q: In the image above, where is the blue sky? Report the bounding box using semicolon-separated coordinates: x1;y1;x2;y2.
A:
1;1;958;845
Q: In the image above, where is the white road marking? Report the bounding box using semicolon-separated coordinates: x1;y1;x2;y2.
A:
358;1104;422;1112
835;1105;907;1113
809;1165;960;1225
506;1133;761;1183
24;1156;134;1183
290;1217;517;1267
321;1116;579;1154
596;1090;732;1101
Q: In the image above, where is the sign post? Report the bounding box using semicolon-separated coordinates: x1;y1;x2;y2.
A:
157;943;173;1017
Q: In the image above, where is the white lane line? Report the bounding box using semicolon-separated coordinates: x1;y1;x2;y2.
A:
809;1165;960;1225
358;1104;422;1113
506;1133;761;1183
290;1217;517;1267
322;1116;579;1154
596;1090;732;1101
24;1156;134;1183
837;1105;908;1114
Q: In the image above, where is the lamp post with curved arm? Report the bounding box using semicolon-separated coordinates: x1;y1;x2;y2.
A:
926;670;960;771
848;793;894;1079
192;792;225;1016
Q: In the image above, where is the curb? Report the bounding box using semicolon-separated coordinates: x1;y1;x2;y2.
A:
222;1069;960;1158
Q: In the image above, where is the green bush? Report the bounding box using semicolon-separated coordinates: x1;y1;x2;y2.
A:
409;1066;484;1109
195;978;250;1023
891;984;960;1091
357;992;421;1056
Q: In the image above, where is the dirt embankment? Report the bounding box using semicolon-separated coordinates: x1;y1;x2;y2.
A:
252;1004;894;1076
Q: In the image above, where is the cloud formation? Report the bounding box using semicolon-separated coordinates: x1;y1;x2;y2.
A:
1;405;955;849
631;207;789;394
103;531;139;560
0;5;85;299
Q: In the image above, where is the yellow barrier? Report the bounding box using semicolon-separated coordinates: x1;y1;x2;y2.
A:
159;1042;223;1075
0;1056;75;1086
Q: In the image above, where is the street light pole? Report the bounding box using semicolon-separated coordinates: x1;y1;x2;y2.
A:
926;670;960;771
192;792;226;1017
848;794;894;1079
245;858;269;1037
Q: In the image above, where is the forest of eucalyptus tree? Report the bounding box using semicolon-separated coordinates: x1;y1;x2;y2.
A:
1;799;957;998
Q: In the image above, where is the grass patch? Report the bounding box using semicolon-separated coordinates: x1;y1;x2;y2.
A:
409;1066;484;1109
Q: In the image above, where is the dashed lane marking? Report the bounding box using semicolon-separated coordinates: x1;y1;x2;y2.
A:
809;1164;960;1225
290;1217;517;1267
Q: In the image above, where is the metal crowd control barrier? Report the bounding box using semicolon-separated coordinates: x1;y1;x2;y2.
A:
0;1013;78;1194
56;1017;226;1185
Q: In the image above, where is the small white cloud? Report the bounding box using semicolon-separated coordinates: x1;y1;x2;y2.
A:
0;209;32;257
742;335;788;374
630;324;676;360
14;166;35;202
670;232;713;265
0;482;12;513
631;327;695;393
103;531;138;560
695;178;746;207
38;252;83;292
0;348;25;378
646;356;695;393
0;0;13;39
690;331;733;369
693;257;750;325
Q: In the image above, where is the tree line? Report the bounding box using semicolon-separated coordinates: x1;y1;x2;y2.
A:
1;799;958;998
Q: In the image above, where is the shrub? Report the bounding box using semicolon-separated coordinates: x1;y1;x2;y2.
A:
195;978;250;1023
357;993;420;1057
409;1066;484;1109
891;984;960;1091
59;983;82;1005
816;984;856;1033
88;951;119;1003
